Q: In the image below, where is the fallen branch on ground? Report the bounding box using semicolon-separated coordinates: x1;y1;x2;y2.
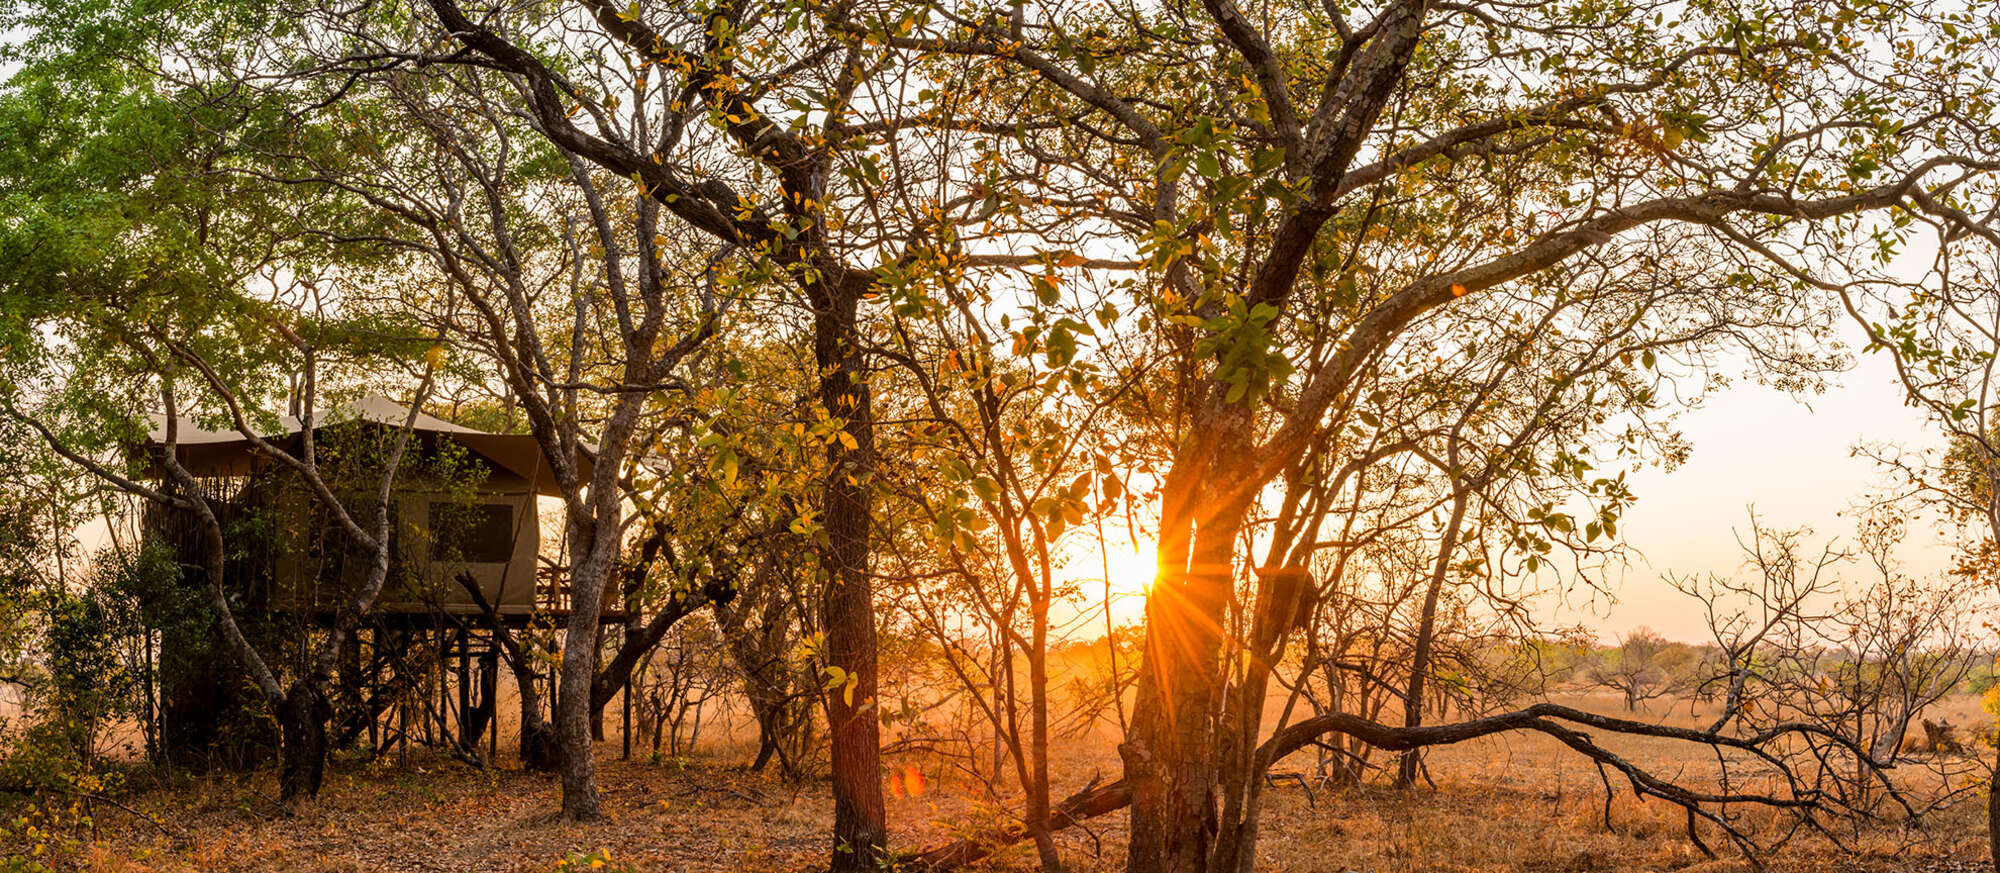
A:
905;701;1915;870
908;775;1132;871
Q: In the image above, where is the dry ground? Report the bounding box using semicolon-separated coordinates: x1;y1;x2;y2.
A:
20;693;1997;873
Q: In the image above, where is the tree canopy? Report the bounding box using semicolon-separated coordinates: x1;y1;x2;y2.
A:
4;0;2000;870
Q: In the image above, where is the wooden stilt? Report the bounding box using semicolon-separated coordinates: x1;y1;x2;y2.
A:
398;631;412;757
481;642;498;762
367;627;380;751
434;629;446;748
457;625;471;749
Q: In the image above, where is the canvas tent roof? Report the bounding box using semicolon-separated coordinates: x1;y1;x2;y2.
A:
143;396;586;496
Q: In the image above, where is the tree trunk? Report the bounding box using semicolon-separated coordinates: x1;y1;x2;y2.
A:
747;698;799;776
557;556;610;820
1397;492;1469;789
336;631;364;740
750;729;780;772
517;664;559;772
278;681;331;809
1988;743;1998;873
463;646;497;756
1125;495;1242;873
506;647;558;772
523;717;560;772
716;564;802;779
1027;585;1061;872
1210;565;1326;871
821;287;884;873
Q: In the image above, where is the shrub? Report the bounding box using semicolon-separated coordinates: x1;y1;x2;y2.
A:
553;848;635;873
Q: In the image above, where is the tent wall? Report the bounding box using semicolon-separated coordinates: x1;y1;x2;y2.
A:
140;398;561;618
381;489;541;614
274;489;541;615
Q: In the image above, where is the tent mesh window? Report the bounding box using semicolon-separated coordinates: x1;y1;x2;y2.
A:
431;502;514;564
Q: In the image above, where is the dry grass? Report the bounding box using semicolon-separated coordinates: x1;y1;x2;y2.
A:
21;692;1995;872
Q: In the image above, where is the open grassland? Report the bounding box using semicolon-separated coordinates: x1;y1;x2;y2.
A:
34;692;1995;873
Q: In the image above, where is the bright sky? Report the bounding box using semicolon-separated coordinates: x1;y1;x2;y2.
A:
1047;350;1969;644
1566;352;1959;642
1052;343;1971;645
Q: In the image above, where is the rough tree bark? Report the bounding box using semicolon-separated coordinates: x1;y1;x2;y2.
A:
818;284;885;871
278;682;332;802
1126;473;1250;873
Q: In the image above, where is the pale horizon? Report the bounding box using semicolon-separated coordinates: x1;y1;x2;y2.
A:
1576;351;1965;644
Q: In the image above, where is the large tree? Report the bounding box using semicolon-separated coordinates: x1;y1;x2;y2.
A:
885;0;2000;869
281;0;1059;858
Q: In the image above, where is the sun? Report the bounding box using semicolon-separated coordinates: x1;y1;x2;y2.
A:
1111;541;1159;595
1086;538;1158;601
1056;522;1159;626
